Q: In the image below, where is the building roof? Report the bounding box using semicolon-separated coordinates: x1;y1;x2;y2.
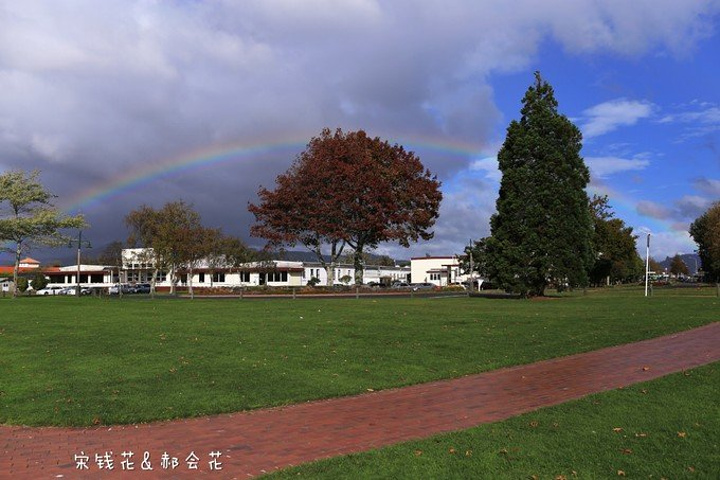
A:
19;257;41;265
411;256;457;261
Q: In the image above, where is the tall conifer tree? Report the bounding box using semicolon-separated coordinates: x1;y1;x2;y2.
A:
486;72;594;296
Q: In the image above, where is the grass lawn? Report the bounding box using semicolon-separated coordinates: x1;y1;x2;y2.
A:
0;288;717;427
267;363;719;479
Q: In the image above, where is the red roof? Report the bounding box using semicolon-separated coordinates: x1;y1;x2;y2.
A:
0;266;38;275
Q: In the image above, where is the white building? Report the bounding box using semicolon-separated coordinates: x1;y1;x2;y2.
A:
410;256;464;286
303;262;410;286
43;265;117;289
122;248;305;288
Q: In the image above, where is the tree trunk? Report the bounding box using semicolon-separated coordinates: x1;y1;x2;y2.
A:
12;242;21;298
150;268;158;298
169;266;176;295
353;243;364;285
188;266;194;299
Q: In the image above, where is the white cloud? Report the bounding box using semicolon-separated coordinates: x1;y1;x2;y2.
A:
642;230;697;260
581;99;655;139
659;105;720;124
469;156;501;182
637;201;673;220
676;195;712;218
693;177;720;196
585;156;651;178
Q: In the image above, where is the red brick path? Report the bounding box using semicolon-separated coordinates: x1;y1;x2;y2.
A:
2;322;719;479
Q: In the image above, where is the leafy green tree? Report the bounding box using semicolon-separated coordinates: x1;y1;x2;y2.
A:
15;277;29;293
0;170;85;297
125;201;217;297
589;195;644;285
30;271;49;291
669;254;689;278
461;238;490;279
485;73;594;297
689;201;720;282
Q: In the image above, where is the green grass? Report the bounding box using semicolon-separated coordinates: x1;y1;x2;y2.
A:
0;291;717;427
267;363;720;479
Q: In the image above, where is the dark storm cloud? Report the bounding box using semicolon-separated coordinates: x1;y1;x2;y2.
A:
2;0;718;260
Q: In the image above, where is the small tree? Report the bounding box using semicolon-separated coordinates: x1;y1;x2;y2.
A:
15;277;29;293
689;201;720;282
589;195;643;285
648;257;663;275
125;201;214;297
249;128;442;285
0;170;86;297
669;254;689;278
30;272;49;291
485;73;594;296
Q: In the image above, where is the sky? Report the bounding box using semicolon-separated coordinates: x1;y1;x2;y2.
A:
1;0;719;264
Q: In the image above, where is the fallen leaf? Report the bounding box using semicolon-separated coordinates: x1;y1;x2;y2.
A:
640;389;648;394
448;447;456;454
635;433;647;438
688;466;695;472
642;366;650;371
366;388;374;392
92;417;101;425
413;449;423;457
678;431;687;438
465;450;472;457
617;470;626;477
529;420;539;428
555;475;567;480
620;448;633;455
613;427;624;433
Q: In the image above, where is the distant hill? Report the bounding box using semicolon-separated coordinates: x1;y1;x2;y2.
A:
658;253;700;275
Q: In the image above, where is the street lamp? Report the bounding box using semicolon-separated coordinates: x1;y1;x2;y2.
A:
70;230;91;296
644;233;651;297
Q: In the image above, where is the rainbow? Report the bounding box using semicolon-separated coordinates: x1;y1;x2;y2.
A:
62;135;485;214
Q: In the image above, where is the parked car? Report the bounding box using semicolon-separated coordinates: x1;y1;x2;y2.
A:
131;283;151;294
411;282;435;291
391;281;410;289
35;286;65;296
62;286;91;295
108;283;131;295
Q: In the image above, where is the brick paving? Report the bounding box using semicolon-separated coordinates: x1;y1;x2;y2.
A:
2;322;719;479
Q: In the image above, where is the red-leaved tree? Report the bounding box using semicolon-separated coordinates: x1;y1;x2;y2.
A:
248;128;442;284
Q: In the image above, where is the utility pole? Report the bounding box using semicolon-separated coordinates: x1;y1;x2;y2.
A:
71;230;91;296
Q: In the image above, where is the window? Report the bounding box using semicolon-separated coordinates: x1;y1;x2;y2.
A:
198;272;205;283
239;272;250;283
267;271;288;282
430;273;441;281
213;272;225;283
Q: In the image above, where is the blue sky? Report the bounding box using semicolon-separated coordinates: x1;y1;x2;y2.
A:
438;32;719;261
0;1;718;263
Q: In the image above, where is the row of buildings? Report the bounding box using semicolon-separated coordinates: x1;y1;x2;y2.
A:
1;249;471;292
